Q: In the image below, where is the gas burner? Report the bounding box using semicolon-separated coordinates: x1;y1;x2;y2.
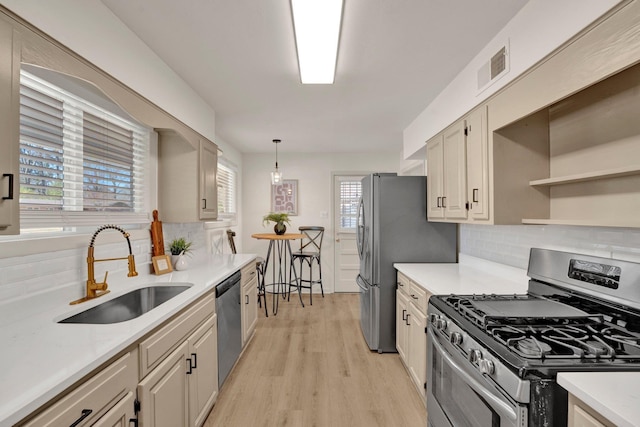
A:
542;326;589;342
515;337;551;358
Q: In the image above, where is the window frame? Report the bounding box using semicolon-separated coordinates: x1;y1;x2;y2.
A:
216;156;238;222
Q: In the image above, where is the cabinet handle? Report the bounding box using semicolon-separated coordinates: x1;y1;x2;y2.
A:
405;314;411;326
2;174;13;200
187;357;194;374
69;409;92;427
411;294;418;300
436;196;441;208
245;295;249;304
397;282;403;287
473;188;479;203
129;418;139;427
441;197;446;208
191;353;197;369
402;309;407;321
202;198;207;209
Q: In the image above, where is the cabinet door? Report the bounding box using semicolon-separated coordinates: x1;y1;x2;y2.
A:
426;136;444;219
199;140;218;220
242;275;258;344
188;316;218;427
408;302;427;399
0;15;19;235
396;289;410;363
443;122;468;220
138;341;190;427
466;107;489;220
92;391;135;427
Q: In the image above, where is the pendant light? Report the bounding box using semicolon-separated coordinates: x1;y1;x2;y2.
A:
271;139;283;185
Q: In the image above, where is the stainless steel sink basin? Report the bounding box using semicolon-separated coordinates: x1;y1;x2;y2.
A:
59;284;192;324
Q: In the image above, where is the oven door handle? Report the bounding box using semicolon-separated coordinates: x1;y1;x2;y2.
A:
430;331;518;422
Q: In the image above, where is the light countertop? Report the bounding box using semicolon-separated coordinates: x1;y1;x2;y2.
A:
558;372;640;427
394;253;529;295
0;253;255;427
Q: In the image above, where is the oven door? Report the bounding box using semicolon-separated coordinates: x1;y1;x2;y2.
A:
427;328;527;427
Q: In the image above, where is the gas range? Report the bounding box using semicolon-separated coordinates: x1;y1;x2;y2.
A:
426;248;640;427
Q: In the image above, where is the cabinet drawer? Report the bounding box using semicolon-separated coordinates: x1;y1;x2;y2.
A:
408;282;429;315
22;350;137;427
139;292;215;379
241;260;257;286
397;272;411;298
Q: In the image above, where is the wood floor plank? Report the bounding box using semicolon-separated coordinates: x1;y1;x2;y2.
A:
204;293;427;427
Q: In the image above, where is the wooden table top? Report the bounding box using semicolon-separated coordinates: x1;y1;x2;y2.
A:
251;233;305;240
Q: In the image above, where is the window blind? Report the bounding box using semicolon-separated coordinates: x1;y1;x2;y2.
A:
18;70;150;229
338;179;362;231
217;157;237;218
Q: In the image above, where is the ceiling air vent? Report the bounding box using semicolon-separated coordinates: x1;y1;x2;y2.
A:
477;42;509;92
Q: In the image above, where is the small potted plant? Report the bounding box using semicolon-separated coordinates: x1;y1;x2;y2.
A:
168;237;193;270
263;212;291;235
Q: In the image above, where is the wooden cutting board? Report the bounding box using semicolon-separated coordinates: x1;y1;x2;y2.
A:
150;210;165;256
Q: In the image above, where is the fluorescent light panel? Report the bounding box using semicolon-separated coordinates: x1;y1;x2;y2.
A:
291;0;343;84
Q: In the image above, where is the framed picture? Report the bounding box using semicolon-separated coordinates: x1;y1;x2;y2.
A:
152;254;173;275
271;179;298;215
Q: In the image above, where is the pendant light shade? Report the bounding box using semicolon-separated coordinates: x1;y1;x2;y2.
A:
271;139;283;185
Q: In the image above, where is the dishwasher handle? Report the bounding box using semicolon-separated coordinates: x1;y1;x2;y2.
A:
216;271;241;298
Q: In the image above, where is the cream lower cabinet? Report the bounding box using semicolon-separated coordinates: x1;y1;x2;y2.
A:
396;272;430;404
138;293;218;427
241;261;258;345
20;350;138;427
568;394;615;427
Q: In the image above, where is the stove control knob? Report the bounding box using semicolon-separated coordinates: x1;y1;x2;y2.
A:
468;349;482;364
450;332;463;345
429;314;440;324
435;318;447;331
479;359;495;375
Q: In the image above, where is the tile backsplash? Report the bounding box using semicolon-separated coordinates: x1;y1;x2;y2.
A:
0;222;211;304
460;224;640;269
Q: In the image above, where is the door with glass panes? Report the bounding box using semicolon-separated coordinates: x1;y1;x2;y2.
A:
334;175;364;292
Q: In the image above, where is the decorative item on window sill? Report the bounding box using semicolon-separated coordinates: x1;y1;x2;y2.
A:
263;212;291;235
271;138;283;185
168;237;193;270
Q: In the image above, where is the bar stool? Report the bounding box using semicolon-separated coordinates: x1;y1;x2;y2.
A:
226;229;267;316
289;226;324;305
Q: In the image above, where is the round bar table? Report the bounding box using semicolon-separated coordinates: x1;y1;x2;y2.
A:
251;233;305;315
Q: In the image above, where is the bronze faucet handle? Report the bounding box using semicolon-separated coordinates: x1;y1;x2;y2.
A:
95;271;109;291
128;254;138;277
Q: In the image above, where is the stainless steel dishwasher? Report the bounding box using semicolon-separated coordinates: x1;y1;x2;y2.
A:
215;270;242;388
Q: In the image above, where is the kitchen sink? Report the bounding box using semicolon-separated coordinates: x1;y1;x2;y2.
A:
59;284;193;324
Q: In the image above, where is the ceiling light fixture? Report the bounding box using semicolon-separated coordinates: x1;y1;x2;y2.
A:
271;139;283;185
291;0;343;84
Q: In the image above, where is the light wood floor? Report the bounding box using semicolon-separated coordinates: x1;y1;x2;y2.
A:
204;293;427;427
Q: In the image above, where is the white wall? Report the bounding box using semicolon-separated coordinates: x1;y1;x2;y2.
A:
403;0;621;159
0;0;217;143
241;152;398;293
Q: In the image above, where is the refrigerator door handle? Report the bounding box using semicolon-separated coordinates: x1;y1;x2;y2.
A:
356;197;365;260
356;274;368;291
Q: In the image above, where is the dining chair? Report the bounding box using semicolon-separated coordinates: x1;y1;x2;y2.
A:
226;229;267;316
289;226;324;305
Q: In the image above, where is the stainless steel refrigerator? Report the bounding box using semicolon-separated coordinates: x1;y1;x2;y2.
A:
356;173;457;353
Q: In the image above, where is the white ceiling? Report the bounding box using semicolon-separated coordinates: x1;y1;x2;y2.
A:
100;0;528;154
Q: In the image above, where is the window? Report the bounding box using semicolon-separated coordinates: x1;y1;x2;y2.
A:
217;157;237;220
337;176;362;232
18;70;151;231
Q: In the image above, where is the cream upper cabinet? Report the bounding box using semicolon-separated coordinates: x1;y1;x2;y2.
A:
426;136;444;220
0;14;19;235
442;121;467;220
199;139;218;220
428;128;467;221
465;106;489;220
158;131;218;223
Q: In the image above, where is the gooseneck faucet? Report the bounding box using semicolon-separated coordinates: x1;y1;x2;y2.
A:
70;225;138;305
